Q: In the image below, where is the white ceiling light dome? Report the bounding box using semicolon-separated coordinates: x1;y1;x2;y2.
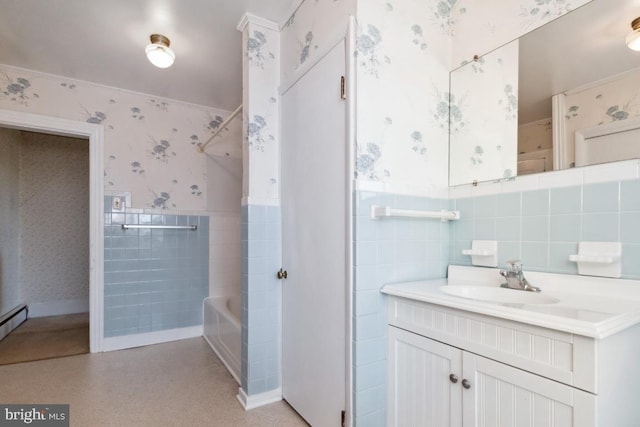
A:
145;34;175;68
626;17;640;51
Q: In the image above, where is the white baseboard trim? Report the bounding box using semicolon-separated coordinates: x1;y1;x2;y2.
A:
236;387;283;410
0;305;28;341
102;325;203;352
28;299;89;318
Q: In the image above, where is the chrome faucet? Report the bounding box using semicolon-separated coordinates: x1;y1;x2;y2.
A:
499;260;541;292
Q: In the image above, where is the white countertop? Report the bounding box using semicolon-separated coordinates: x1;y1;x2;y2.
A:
381;266;640;339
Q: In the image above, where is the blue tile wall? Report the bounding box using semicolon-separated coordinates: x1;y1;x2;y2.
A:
103;196;209;337
451;179;640;279
353;191;450;425
621;180;640;211
241;204;281;396
550;186;581;214
102;180;638;416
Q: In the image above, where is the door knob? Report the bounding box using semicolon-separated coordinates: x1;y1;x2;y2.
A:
462;379;471;389
449;374;458;384
277;268;288;279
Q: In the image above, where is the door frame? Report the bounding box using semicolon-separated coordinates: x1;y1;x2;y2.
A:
0;108;104;352
344;16;356;427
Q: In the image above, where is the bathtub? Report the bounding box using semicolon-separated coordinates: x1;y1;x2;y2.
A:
203;295;241;384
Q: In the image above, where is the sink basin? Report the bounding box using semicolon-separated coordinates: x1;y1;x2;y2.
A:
439;286;559;305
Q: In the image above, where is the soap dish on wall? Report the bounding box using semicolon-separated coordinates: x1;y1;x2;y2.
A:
462;240;497;267
569;241;621;278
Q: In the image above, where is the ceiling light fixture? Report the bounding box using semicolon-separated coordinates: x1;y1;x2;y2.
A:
626;17;640;51
145;34;175;68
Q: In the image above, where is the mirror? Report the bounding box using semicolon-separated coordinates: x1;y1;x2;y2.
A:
449;0;640;186
449;40;519;186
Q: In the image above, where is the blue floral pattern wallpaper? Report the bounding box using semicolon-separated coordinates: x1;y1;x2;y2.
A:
280;0;454;193
560;69;640;168
355;0;451;192
0;73;40;105
280;0;356;85
356;24;389;77
430;0;467;36
0;65;239;211
564;71;640;126
449;40;519;185
241;18;280;204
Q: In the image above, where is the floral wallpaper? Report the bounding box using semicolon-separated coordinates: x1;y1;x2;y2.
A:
354;0;451;192
278;0;594;193
449;0;592;68
560;69;640;168
449;40;519;186
241;19;280;204
280;0;356;84
0;66;240;211
280;0;461;193
430;0;467;37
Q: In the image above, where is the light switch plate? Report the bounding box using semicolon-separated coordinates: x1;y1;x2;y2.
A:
112;196;123;211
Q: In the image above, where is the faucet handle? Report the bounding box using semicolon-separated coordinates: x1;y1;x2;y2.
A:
505;259;522;272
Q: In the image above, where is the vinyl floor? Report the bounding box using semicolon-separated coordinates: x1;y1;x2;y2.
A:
0;337;307;426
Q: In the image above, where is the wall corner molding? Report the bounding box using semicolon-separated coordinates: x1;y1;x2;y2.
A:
237;13;279;32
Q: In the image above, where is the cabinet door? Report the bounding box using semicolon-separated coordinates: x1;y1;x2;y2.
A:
462;352;596;427
387;326;462;427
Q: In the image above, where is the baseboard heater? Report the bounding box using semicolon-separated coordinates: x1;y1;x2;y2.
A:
0;304;28;342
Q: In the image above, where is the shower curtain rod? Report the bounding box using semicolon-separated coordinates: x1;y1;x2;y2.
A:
197;104;243;153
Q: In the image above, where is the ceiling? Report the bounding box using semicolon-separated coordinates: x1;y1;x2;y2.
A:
0;0;297;112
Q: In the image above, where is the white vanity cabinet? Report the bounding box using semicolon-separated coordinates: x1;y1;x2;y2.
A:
389;326;594;426
388;326;462;426
385;293;640;427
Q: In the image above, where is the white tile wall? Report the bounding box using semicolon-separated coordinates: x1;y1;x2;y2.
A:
209;214;241;298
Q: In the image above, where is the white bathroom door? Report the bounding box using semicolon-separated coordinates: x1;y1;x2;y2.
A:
281;41;347;426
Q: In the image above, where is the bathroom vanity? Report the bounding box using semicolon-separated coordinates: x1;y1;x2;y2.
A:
381;266;640;426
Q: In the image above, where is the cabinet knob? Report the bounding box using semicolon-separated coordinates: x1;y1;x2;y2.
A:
449;374;458;384
462;379;471;389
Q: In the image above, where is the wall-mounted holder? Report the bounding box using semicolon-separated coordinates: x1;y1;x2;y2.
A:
370;205;460;222
462;240;498;267
569;241;621;278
